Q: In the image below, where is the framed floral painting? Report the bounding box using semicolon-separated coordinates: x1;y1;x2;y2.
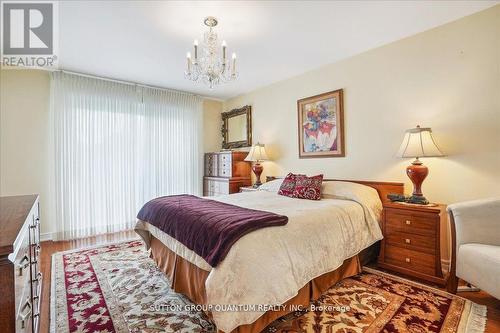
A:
297;89;345;158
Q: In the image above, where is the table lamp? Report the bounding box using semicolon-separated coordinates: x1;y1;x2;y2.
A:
244;143;269;187
397;125;444;204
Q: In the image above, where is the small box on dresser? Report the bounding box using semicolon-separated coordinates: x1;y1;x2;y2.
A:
0;195;41;333
239;186;259;193
378;202;447;286
203;151;252;196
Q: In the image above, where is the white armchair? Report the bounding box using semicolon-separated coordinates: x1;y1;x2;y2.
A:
447;198;500;299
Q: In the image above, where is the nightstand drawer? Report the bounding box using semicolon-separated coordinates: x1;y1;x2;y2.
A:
385;232;436;254
220;162;230;169
218;167;232;177
386;210;436;236
379;203;446;286
218;153;232;164
385;246;436;276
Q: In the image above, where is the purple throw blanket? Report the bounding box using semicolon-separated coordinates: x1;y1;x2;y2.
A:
137;195;288;267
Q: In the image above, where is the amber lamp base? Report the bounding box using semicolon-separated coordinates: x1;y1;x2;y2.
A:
252;163;264;187
406;158;429;204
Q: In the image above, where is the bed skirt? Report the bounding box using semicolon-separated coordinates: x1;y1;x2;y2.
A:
149;236;362;333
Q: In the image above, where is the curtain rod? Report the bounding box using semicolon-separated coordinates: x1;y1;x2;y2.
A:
45;68;221;101
58;69;198;97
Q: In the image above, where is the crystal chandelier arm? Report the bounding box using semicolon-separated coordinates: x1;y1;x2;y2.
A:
193;40;198;63
186;52;192;73
232;53;236;76
222;40;227;63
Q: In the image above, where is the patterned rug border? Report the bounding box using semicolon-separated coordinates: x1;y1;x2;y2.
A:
50;240;488;333
51;238;142;256
363;266;480;303
49;239;143;333
89;250;135;333
363;267;488;333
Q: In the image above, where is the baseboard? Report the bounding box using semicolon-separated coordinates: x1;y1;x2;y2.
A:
40;232;54;242
441;259;451;273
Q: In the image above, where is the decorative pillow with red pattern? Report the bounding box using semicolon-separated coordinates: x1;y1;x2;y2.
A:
277;173;304;198
292;174;324;200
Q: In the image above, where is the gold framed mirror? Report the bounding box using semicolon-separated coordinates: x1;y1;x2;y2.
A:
222;105;252;149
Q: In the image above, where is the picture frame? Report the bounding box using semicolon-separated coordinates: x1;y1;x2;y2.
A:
297;89;345;158
221;105;252;149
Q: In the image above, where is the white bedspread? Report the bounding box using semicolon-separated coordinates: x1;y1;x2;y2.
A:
135;190;383;332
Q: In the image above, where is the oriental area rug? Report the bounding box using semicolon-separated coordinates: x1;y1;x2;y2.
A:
50;240;486;333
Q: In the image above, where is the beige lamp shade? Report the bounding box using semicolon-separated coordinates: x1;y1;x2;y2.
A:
244;143;269;162
397;125;444;158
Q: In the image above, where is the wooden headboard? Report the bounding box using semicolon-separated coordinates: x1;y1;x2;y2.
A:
266;176;404;204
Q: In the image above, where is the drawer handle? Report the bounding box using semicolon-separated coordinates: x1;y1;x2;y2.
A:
405;257;411;263
17;255;29;276
18;299;32;328
32;272;42;283
405;238;411;244
405;220;411;225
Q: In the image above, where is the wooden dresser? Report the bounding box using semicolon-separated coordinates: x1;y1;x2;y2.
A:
0;195;41;333
203;151;252;196
378;202;447;286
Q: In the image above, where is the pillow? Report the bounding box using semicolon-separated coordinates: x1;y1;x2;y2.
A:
322;181;377;199
321;181;383;220
277;173;303;198
292;174;324;200
257;178;284;192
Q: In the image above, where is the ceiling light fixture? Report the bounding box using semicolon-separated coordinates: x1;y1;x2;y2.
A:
185;16;238;89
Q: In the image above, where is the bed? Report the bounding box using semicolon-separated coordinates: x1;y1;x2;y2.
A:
135;178;404;333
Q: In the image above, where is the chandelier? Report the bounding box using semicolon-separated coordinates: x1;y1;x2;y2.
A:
185;17;238;89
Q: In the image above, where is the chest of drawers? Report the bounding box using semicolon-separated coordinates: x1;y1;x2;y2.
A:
0;195;41;333
203;151;251;196
378;202;447;286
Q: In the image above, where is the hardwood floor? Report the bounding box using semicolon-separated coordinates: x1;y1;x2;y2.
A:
367;263;500;333
39;232;500;333
462;290;500;333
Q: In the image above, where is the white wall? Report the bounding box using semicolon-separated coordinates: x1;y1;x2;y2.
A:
0;70;55;235
202;99;223;153
223;5;500;205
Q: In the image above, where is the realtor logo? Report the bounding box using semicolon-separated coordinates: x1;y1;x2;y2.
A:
1;1;58;68
3;2;53;54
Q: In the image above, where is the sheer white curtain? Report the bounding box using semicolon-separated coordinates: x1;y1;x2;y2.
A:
51;72;202;240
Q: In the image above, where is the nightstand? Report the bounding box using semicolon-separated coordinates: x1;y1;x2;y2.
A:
239;186;259;193
378;202;447;286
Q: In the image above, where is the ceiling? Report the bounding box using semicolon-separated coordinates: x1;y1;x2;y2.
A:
58;1;498;100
